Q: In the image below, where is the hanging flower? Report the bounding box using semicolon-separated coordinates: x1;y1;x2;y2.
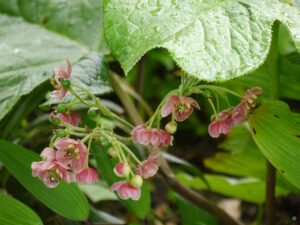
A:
110;181;141;200
55;138;88;173
136;152;160;179
76;168;98;184
50;60;72;100
161;95;200;122
208;108;234;138
114;162;130;177
40;147;56;162
131;125;171;147
56;112;82;126
241;87;263;110
31;161;72;188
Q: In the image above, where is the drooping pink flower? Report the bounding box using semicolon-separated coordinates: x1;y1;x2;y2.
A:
208;108;234;138
131;125;171;147
50;60;72;100
40;147;56;162
56;112;82;126
161;95;200;122
110;181;141;200
114;162;130;177
31;161;72;188
241;87;263;110
136;152;160;179
232;102;248;125
76;168;98;184
55;138;88;173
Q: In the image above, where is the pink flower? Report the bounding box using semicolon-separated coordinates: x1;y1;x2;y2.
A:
110;181;141;200
131;125;171;147
242;87;263;110
50;60;72;100
136;152;160;179
232;102;248;125
31;161;72;188
76;168;98;184
161;95;200;122
55;138;88;173
56;112;82;126
208;108;234;138
40;147;56;162
114;162;130;177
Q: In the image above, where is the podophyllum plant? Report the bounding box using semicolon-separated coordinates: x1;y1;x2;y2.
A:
0;1;299;225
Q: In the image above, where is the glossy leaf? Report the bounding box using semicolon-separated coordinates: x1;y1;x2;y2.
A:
104;0;300;81
89;207;124;224
248;101;300;189
174;192;218;225
91;142;151;219
0;139;89;220
0;194;43;225
204;126;299;193
176;173;288;203
79;182;117;203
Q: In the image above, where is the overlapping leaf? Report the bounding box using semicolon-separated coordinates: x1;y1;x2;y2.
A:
104;0;300;81
248;101;300;189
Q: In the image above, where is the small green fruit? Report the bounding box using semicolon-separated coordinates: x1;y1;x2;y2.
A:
130;175;143;188
61;79;71;89
56;129;66;137
56;104;67;113
88;107;100;118
108;147;118;158
165;121;177;134
49;116;61;125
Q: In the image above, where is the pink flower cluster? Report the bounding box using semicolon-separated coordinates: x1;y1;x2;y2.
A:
110;152;160;201
208;87;262;138
31;138;98;188
131;125;171;147
50;60;71;100
50;111;82;127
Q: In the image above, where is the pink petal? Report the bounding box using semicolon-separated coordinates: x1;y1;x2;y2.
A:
127;185;141;200
65;59;72;78
54;66;68;81
179;96;200;109
118;184;130;200
219;121;231;135
150;129;162;147
174;107;194;122
76;168;98;184
69;112;82;126
50;89;67;100
165;95;180;105
232;103;247;125
161;103;175;117
56;149;70;165
139;130;152;145
110;181;126;192
43;178;59;188
159;129;171;146
40;148;56;162
148;151;161;161
54;138;78;150
71;153;87;173
131;125;146;142
114;162;126;177
208;121;221;138
142;163;159;179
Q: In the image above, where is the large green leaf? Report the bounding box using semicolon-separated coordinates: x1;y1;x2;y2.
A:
0;0;110;120
176;173;288;203
104;0;300;81
174;192;219;225
0;0;107;51
0;139;89;220
204;126;299;193
0;194;43;225
92;142;151;219
248;101;300;189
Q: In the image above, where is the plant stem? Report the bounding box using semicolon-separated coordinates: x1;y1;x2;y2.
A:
135;55;146;109
265;21;280;225
111;71;244;225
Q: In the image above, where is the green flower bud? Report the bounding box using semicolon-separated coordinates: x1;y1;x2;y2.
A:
203;89;212;98
165;121;177;134
49;115;61;125
108;147;118;158
56;129;66;137
130;175;143;188
61;79;71;89
56;104;67;113
88;107;100;118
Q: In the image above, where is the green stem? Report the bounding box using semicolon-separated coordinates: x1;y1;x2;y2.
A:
69;88;93;107
119;142;143;165
207;98;218;121
49;134;57;148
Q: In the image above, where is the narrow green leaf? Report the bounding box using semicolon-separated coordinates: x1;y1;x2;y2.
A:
79;182;117;203
104;0;300;81
173;192;218;225
0;139;89;220
0;194;43;225
176;173;288;203
248;101;300;189
91;142;151;218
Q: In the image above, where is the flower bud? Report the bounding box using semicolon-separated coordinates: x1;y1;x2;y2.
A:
203;89;212;98
49;113;61;125
61;79;71;89
88;107;100;118
55;129;66;137
114;162;130;177
56;104;67;113
108;147;118;158
165;121;177;134
130;175;143;188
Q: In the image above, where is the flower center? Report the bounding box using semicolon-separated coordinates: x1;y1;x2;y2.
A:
177;103;190;114
246;94;258;110
46;168;63;182
64;144;80;160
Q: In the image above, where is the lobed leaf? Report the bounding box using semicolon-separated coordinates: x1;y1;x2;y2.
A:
104;0;300;81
